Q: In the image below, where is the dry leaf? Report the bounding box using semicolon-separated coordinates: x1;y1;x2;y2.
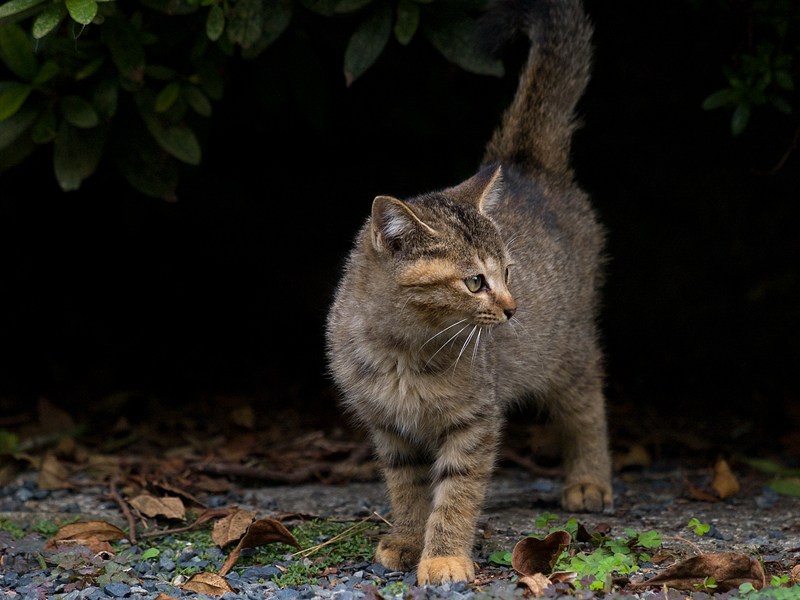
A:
230;405;257;429
192;474;233;493
212;508;257;547
45;521;127;549
38;397;76;433
219;518;302;577
182;571;236;596
37;452;71;490
576;522;611;543
517;573;553;597
711;459;740;500
613;445;651;471
44;536;115;553
790;564;800;585
154;481;206;507
512;530;572;576
129;494;186;520
632;552;765;592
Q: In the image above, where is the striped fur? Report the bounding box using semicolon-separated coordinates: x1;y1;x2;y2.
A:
326;0;611;585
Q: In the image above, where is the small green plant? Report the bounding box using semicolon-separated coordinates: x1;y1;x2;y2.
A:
534;512;559;529
382;582;409;597
771;574;790;587
688;518;710;536
487;551;513;567
694;576;718;592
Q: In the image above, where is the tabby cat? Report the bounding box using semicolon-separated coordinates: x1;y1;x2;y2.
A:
326;0;612;585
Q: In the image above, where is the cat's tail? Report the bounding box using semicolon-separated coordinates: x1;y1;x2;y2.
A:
480;0;592;180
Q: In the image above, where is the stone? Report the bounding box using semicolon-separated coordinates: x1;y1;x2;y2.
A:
103;582;131;597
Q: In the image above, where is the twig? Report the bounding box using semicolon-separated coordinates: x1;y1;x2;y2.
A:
752;124;800;175
662;536;703;555
109;477;137;544
139;509;229;539
500;447;563;477
291;514;374;559
192;461;335;483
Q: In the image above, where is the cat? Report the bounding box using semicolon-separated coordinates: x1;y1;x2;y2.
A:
326;0;612;585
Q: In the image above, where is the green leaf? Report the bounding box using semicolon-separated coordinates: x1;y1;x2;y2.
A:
701;88;740;110
102;14;145;81
731;103;750;136
206;3;224;41
771;96;792;115
60;95;99;128
227;0;263;47
343;0;392;86
65;0;97;25
32;2;67;39
31;59;58;85
148;121;201;165
155;81;181;113
92;78;117;118
422;10;504;77
774;70;794;91
0;0;45;19
335;0;373;13
0;82;31;120
183;85;212;117
75;57;105;80
53;120;106;191
0;24;37;80
300;0;338;17
487;551;512;566
30;103;56;143
769;479;800;497
394;0;419;46
745;457;784;475
114;122;179;200
0;101;35;149
141;548;160;560
262;0;291;47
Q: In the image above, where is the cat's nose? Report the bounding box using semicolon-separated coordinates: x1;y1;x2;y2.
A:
503;306;516;319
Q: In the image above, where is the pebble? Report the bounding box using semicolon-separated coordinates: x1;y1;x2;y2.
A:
103;582;132;597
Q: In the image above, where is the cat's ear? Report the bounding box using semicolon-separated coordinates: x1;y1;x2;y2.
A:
450;163;504;213
371;195;436;254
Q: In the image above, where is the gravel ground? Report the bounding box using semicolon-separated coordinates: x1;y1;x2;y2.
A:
2;465;800;600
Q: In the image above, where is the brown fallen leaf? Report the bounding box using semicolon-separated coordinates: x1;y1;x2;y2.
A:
37;452;71;490
576;522;611;543
219;518;302;577
129;494;186;520
613;445;651;471
44;521;127;549
44;536;115;553
517;573;553;597
512;530;572;576
790;564;800;585
191;474;233;493
632;552;765;592
711;459;740;500
212;508;257;547
182;571;236;596
682;470;719;503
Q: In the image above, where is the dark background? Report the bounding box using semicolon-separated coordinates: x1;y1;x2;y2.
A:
1;0;797;456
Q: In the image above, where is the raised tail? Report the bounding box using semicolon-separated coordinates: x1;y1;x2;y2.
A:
480;0;593;180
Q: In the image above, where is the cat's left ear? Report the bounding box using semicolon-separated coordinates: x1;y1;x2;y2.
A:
450;163;504;214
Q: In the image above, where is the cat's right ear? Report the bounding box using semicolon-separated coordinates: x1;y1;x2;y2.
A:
370;196;436;255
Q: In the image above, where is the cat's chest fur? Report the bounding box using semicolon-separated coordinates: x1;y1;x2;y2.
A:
340;331;490;443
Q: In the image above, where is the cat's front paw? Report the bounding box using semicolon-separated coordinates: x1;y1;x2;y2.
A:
417;556;475;585
375;535;423;572
562;482;613;512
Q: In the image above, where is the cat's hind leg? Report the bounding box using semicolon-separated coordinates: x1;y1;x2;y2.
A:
550;376;613;512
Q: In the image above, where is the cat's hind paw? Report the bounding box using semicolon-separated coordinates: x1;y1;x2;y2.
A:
375;536;422;572
562;482;613;513
417;556;475;585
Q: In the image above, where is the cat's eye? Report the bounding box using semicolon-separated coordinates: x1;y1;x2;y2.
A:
505;267;510;283
465;275;484;293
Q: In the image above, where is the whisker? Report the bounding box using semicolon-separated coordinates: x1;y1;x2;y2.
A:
419;319;467;351
452;325;477;376
511;316;531;337
471;327;482;367
425;324;470;368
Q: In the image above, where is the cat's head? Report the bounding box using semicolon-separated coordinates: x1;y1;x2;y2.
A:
368;164;516;330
